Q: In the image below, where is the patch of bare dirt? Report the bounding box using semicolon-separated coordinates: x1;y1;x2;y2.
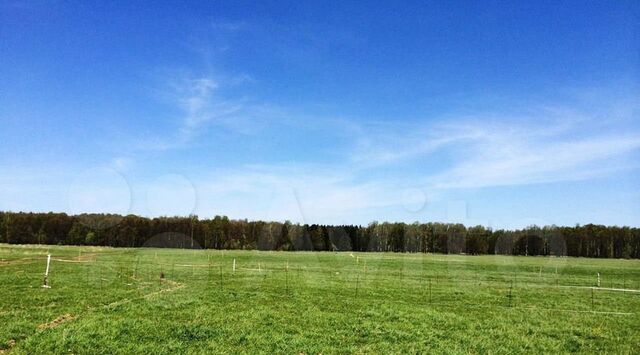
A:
146;279;185;297
0;339;16;354
37;314;76;330
53;252;98;264
74;252;98;262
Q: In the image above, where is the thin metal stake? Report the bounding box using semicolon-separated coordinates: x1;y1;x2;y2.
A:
508;280;513;308
285;264;289;295
219;265;223;291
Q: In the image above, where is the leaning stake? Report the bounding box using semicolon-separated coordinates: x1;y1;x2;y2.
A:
42;254;51;288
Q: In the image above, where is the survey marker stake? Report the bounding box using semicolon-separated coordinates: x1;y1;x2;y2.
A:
42;254;51;288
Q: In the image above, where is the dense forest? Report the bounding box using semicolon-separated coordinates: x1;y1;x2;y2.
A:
1;211;639;258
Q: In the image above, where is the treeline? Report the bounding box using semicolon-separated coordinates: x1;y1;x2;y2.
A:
1;211;639;258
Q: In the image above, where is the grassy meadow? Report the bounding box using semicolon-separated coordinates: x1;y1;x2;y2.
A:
1;244;639;354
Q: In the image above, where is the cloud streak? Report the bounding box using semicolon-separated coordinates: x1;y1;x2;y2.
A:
137;73;284;150
430;128;640;189
347;97;640;190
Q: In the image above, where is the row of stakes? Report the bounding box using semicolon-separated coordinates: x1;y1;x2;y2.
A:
39;255;632;310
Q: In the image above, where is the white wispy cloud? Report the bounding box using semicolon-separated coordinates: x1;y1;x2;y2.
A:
137;73;283;150
3;88;638;227
429;127;640;189
177;77;242;137
133;79;640;221
348;97;640;190
176;105;640;224
349;120;484;167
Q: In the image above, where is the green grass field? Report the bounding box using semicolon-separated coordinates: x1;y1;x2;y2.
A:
1;244;639;354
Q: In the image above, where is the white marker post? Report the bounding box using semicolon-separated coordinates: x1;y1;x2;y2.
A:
597;273;601;287
42;254;51;288
233;258;236;273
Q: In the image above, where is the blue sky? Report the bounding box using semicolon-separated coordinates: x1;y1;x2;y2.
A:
1;1;639;228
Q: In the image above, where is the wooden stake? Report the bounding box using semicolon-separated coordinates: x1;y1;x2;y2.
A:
42;254;51;288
